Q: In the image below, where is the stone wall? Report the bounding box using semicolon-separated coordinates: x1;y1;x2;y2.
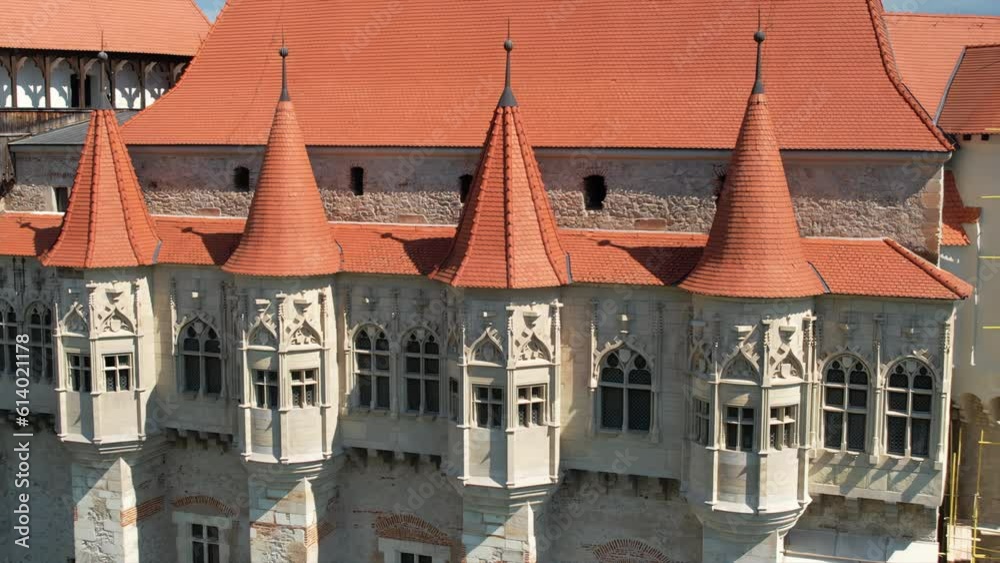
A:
4;146;946;256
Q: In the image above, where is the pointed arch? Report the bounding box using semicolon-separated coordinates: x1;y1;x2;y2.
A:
821;353;872;453
401;326;442;415
179;319;223;396
24;302;54;382
884;356;936;458
353;324;391;410
597;345;653;433
721;352;758;382
469;328;504;366
517;332;550;363
0;299;16;375
289;321;322;347
248;323;277;349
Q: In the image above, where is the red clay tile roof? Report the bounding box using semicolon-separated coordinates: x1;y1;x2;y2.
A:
430;101;568;288
885;12;1000;117
41;110;161;269
680;38;826;300
1;0;209;57
222;93;341;277
122;0;947;151
941;170;981;247
937;44;1000;135
0;214;971;300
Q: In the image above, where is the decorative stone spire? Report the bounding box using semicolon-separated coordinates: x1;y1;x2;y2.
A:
430;33;568;289
96;50;112;110
41;107;161;268
680;25;824;299
222;44;340;277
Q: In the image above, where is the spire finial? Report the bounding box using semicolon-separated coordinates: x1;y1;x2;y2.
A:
96;49;111;109
498;19;518;107
279;31;290;101
753;9;766;94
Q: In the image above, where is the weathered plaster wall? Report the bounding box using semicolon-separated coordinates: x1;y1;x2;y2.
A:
5;147;946;255
0;426;74;563
541;470;702;563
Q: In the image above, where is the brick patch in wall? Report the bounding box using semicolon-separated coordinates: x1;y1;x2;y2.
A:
317;520;335;541
373;513;452;547
172;495;237;518
591;538;684;563
121;496;165;527
305;523;318;547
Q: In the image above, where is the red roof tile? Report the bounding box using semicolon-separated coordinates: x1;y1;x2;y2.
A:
122;0;946;152
0;214;970;300
430;55;568;289
937;44;1000;135
941;170;981;247
680;32;825;299
41;110;161;269
222;58;341;277
1;0;209;56
885;13;1000;116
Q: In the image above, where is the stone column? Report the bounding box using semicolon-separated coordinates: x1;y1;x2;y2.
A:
461;484;553;563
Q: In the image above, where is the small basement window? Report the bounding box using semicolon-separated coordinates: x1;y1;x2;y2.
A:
233;167;251;191
350;167;365;196
584;175;607;210
459;174;473;203
53;186;70;212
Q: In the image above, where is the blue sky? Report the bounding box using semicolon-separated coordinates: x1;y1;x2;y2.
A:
194;0;1000;22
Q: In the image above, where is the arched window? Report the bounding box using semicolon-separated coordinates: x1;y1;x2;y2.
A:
403;331;440;415
886;359;934;457
584;175;607;210
26;304;53;382
355;327;390;409
599;349;652;432
181;321;222;396
0;302;16;375
822;355;869;452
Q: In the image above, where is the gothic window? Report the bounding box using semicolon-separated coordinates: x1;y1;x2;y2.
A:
691;398;710;446
403;331;440;415
181;321;222;396
0;302;16;375
473;385;504;429
290;369;318;408
103;353;132;392
598;349;653;432
517;385;546;427
26;304;54;382
724;406;754;452
253;370;278;409
886;360;934;457
584;175;607;210
355;327;390;410
68;353;91;392
823;356;869;452
449;378;460;421
769;405;797;450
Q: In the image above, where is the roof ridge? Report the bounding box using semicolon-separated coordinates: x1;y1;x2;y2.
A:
869;0;954;151
883;237;972;298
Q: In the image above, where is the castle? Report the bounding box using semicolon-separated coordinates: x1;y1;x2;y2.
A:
0;1;984;562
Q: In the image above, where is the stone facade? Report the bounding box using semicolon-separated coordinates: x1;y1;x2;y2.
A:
0;249;958;562
4;146;948;257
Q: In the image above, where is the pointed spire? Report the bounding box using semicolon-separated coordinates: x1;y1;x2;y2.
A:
279;31;290;102
223;44;340;277
498;20;518;108
679;25;824;299
41;108;160;268
753;9;766;94
431;33;567;289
